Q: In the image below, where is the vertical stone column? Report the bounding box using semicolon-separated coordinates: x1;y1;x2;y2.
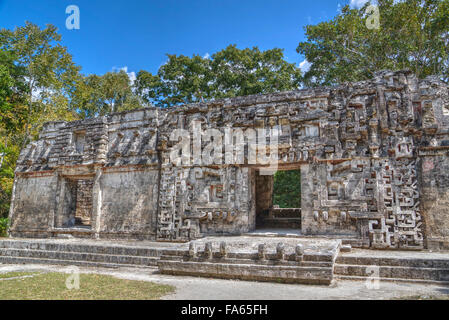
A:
54;176;67;228
7;175;19;234
92;168;103;238
300;164;313;234
49;172;61;230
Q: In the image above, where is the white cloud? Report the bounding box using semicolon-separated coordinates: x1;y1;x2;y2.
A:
299;59;312;73
203;53;210;60
349;0;370;8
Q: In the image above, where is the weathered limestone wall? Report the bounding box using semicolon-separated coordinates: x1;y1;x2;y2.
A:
9;174;57;237
152;71;448;249
414;78;449;250
9;71;449;250
300;162;359;237
9;108;160;239
98;169;159;239
157;166;254;240
420;155;449;250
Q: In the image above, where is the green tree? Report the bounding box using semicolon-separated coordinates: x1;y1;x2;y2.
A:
0;49;27;134
133;70;164;107
135;45;302;107
73;71;142;118
71;74;104;118
102;71;139;113
0;65;14;128
210;45;302;99
0;23;80;218
154;54;211;106
0;50;26;219
297;0;449;86
0;22;81;146
272;170;301;209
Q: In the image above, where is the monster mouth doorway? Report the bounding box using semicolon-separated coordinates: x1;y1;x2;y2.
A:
254;168;301;231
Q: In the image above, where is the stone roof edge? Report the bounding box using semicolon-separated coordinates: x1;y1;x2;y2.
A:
40;70;445;129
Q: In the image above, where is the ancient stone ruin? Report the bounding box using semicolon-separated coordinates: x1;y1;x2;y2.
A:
9;70;449;251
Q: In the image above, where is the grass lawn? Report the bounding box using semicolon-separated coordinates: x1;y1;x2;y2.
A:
0;272;39;279
0;272;175;300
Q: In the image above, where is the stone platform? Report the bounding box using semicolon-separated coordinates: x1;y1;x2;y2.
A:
1;237;449;286
158;237;341;285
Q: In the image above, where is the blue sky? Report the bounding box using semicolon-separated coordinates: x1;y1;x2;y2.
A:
0;0;367;78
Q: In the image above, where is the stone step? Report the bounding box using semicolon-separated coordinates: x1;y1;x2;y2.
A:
0;255;156;269
336;255;449;269
270;209;301;219
303;253;335;263
158;260;334;285
159;255;333;268
0;240;161;257
334;274;449;286
161;247;335;263
258;218;301;229
0;248;159;266
334;264;449;282
341;239;368;249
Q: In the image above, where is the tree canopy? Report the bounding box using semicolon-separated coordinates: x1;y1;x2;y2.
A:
0;22;83;218
297;0;449;86
135;45;302;108
0;49;27;219
73;71;142;118
0;22;81;146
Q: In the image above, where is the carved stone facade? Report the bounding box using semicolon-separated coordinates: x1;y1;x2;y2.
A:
9;71;449;250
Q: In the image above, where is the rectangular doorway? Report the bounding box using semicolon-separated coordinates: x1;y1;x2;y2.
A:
57;178;94;229
73;179;94;227
255;169;301;230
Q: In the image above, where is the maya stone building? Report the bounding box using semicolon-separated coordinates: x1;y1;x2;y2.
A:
8;71;449;251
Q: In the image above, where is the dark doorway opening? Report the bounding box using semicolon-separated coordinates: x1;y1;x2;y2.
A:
255;169;301;230
73;179;94;227
57;178;93;229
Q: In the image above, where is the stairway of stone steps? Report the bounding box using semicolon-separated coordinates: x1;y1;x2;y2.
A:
258;208;302;229
0;240;163;269
258;218;301;229
334;252;449;284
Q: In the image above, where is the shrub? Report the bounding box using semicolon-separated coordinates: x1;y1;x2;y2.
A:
0;218;8;237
